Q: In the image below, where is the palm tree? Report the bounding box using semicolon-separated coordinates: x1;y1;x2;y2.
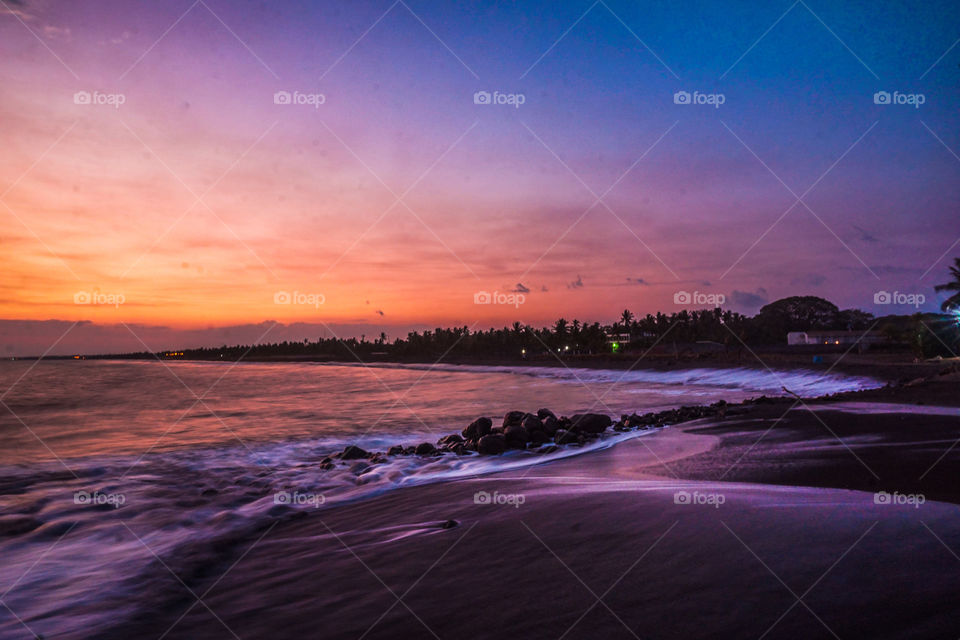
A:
935;257;960;312
553;318;568;339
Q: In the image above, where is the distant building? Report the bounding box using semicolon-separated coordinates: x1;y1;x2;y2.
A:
606;331;631;353
787;330;885;346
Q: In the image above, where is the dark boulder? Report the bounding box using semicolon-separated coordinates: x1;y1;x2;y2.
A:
438;433;464;446
387;445;404;456
569;413;612;434
462;417;493;439
477;434;506;455
340;445;369;460
528;430;549;446
503;411;526;427
522;414;543;432
541;416;560;435
415;442;437;455
537;408;557;421
504;425;530;449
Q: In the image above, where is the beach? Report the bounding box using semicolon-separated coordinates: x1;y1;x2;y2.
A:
91;375;960;640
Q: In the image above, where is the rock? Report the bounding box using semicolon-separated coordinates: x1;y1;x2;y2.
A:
541;416;560;435
503;411;526;427
477;434;506;455
528;430;548;446
537;408;557;421
340;445;370;460
504;424;530;449
415;442;437;455
522;414;543;432
554;429;578;445
387;445;404;456
462;417;493;439
438;433;464;446
440;519;459;529
568;413;612;434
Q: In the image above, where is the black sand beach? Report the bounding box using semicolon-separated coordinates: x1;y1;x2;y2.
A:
97;376;960;640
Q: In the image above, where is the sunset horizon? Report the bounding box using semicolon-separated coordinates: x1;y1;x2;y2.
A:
2;2;960;639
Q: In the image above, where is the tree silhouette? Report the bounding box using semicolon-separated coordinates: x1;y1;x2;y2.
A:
934;257;960;312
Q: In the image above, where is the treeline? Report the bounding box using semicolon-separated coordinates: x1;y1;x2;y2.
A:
100;295;959;362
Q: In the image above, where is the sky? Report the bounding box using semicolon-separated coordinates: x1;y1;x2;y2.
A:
1;0;959;355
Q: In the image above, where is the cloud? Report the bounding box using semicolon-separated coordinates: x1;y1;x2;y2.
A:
625;277;649;286
790;273;826;287
42;24;70;40
567;275;583;289
540;285;548;292
730;287;769;309
852;225;878;243
375;309;384;316
511;283;530;294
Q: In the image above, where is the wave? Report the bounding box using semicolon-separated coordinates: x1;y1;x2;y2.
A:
343;362;882;397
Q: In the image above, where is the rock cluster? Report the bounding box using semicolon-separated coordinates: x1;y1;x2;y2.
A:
325;400;731;468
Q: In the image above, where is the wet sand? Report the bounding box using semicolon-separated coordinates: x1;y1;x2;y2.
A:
99;380;960;640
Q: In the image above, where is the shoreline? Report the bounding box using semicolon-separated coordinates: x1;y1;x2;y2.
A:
99;376;960;639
